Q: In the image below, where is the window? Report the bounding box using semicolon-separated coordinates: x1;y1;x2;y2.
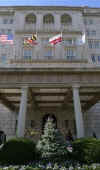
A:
98;56;100;62
42;38;49;45
3;18;13;24
88;40;100;49
23;48;32;60
61;14;72;25
3;18;8;24
63;39;76;46
1;29;6;34
86;30;90;36
30;120;35;128
84;19;87;25
65;120;69;129
86;30;96;37
94;41;99;48
65;48;76;60
44;47;53;59
92;30;96;36
88;40;93;48
84;18;93;25
0;54;7;63
89;19;93;24
7;29;12;35
25;13;36;24
43;14;54;24
91;54;100;64
9;18;13;24
91;55;96;63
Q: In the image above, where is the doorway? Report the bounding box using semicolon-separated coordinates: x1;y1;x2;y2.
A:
42;113;57;133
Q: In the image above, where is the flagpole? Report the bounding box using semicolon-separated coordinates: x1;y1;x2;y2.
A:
54;44;55;58
14;44;16;60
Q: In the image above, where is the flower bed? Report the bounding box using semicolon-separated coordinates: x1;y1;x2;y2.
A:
0;164;100;170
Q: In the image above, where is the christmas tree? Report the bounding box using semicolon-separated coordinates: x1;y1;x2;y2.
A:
37;117;68;162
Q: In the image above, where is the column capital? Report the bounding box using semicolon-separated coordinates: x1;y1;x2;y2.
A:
72;85;80;89
21;86;29;92
21;86;28;89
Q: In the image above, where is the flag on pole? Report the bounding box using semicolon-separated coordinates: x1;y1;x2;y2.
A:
77;33;86;45
49;33;62;45
24;34;37;46
82;33;86;44
0;34;13;44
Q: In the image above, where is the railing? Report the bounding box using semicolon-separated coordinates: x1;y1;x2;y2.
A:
24;24;37;32
9;58;88;65
42;24;55;32
16;23;82;33
60;24;82;33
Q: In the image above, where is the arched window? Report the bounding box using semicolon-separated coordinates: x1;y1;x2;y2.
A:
25;13;36;24
43;14;54;24
61;14;72;25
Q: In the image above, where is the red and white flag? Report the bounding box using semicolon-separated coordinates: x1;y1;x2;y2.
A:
49;33;62;45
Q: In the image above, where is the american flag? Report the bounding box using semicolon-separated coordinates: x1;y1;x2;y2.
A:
0;34;13;44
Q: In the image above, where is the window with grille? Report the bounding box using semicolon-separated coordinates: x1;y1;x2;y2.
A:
30;120;35;128
91;54;100;64
44;47;53;59
63;39;76;46
23;48;32;60
86;30;96;36
88;40;100;48
3;18;8;24
0;54;7;63
65;48;76;60
65;120;69;129
25;13;36;24
3;17;13;24
84;18;93;25
61;14;72;25
43;14;54;24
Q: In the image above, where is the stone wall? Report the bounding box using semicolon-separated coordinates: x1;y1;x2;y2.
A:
84;101;100;138
0;104;17;139
0;101;100;140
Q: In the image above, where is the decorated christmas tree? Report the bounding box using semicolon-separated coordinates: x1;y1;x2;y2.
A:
37;117;68;162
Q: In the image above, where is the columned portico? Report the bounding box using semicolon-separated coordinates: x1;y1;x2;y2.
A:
72;86;84;138
17;87;28;137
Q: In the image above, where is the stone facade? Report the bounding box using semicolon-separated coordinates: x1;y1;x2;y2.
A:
0;6;100;140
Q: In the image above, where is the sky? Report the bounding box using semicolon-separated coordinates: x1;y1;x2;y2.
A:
0;0;100;8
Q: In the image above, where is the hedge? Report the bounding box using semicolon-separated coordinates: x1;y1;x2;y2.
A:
72;137;100;164
0;137;37;164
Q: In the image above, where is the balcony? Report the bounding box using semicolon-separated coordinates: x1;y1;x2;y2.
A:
8;57;88;66
60;24;82;33
24;24;37;32
42;24;55;32
15;23;82;34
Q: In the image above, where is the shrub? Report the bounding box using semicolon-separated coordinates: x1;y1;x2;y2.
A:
72;137;100;164
0;137;37;164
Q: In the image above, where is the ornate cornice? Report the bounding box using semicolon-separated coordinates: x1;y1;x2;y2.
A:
0;6;100;16
0;6;83;11
83;13;100;17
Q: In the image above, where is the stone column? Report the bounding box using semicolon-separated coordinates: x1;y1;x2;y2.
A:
37;13;43;31
17;87;28;137
72;86;84;138
54;13;60;31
